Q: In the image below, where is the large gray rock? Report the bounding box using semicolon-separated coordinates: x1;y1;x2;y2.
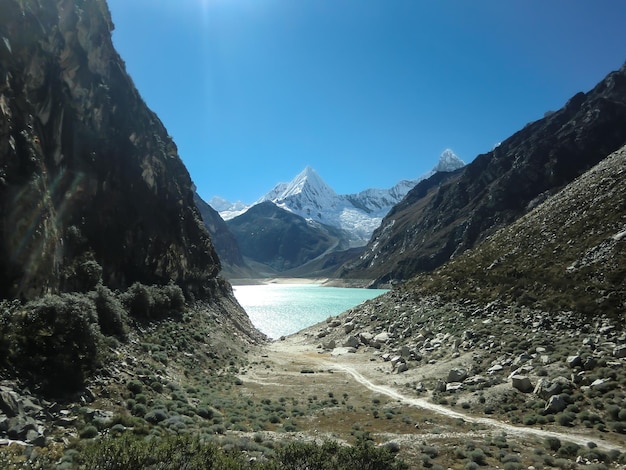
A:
544;394;567;413
396;363;409;373
535;376;574;399
343;336;360;348
373;332;390;343
359;332;374;345
614;344;626;358
447;368;468;383
566;355;582;368
511;375;533;393
0;390;23;418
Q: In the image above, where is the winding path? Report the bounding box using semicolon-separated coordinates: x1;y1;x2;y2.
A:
324;361;625;452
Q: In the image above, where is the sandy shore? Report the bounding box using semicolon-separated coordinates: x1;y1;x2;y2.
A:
229;277;376;288
229;277;327;286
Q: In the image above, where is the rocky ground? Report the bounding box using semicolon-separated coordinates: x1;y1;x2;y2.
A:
240;289;626;467
1;287;625;468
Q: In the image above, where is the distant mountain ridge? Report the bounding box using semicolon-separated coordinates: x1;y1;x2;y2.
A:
226;201;352;273
213;150;465;245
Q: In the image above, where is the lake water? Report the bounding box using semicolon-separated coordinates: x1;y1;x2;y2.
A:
232;284;388;339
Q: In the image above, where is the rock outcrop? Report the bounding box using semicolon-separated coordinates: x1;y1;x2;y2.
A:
0;0;220;300
342;63;626;285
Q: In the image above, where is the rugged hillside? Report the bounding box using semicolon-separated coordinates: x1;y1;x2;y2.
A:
217;151;465;245
410;143;626;317
343;64;626;285
0;0;226;300
0;1;268;459
193;192;254;278
227;201;351;272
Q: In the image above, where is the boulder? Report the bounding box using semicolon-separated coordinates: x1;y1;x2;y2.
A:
0;390;23;418
396;363;409;373
566;355;582;368
446;382;464;392
343;336;359;348
322;339;336;350
359;332;374;345
447;368;468;383
613;344;626;358
511;375;533;393
391;356;406;368
344;322;355;334
373;332;390;343
544;394;567;414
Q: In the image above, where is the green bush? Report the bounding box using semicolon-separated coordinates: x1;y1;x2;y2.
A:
79;425;99;439
145;409;169;424
14;293;101;395
127;380;143;395
93;284;128;339
123;282;185;319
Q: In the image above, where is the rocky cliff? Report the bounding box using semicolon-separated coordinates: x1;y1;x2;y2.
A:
0;0;222;300
342;63;626;285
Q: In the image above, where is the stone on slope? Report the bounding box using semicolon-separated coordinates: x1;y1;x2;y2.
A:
511;375;533;393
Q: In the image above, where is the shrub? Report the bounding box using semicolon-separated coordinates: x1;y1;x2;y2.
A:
79;425;99;439
132;404;147;417
14;293;101;395
556;411;576;426
123;282;185;319
127;380;143;395
92;284;127;339
469;449;486;465
145;409;169;424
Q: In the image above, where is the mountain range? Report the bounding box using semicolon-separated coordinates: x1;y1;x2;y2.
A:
212;149;465;245
204;150;464;276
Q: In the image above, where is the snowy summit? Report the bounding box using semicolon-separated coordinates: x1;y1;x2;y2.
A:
214;150;465;245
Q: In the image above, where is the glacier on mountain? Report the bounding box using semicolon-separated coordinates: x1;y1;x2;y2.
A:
214;149;465;245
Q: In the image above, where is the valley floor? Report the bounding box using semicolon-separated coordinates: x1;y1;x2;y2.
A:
238;294;626;468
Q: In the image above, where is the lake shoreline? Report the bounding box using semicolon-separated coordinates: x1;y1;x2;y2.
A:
229;277;376;288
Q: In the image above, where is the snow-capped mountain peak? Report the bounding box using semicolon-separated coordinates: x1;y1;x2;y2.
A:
433;148;465;172
211;150;466;244
258;166;338;212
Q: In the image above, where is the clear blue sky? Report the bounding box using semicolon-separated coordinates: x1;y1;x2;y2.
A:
107;0;626;204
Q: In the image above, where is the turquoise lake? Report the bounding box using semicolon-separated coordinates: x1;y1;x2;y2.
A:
232;284;388;339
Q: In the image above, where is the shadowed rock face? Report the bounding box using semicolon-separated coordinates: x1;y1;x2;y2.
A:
0;0;221;300
342;63;626;285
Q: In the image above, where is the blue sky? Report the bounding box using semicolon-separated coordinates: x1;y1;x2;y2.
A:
107;0;626;204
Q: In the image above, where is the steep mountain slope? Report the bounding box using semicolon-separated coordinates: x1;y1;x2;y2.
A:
226;201;351;272
342;64;626;285
411;143;626;317
0;0;227;300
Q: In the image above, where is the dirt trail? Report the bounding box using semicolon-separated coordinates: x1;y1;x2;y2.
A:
323;360;625;452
